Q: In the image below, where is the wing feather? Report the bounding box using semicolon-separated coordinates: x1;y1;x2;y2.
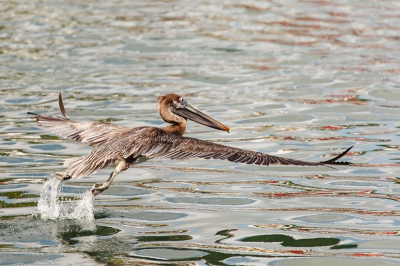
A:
140;135;352;167
28;93;128;147
141;136;322;166
61;126;352;178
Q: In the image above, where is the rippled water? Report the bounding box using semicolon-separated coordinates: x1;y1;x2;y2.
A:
2;0;400;265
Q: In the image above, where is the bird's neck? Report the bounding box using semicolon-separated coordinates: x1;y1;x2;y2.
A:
163;123;186;136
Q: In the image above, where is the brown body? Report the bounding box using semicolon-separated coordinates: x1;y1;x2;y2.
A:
28;93;351;195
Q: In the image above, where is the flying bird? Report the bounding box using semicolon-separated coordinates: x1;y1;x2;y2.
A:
28;93;352;196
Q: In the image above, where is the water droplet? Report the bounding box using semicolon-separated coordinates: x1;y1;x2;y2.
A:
35;173;94;220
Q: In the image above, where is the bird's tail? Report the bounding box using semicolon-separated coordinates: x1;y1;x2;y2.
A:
27;92;74;137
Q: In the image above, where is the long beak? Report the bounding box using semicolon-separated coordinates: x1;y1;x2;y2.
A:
172;102;230;132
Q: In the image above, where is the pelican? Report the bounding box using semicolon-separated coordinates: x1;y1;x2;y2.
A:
28;93;352;196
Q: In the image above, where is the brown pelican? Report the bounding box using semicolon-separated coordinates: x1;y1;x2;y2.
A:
28;93;352;196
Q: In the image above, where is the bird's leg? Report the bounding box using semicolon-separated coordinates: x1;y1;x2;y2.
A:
91;168;121;196
55;172;72;181
90;158;134;196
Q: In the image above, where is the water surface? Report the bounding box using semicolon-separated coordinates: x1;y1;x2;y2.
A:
1;0;400;265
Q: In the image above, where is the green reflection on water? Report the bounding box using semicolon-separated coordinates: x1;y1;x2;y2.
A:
129;247;276;266
241;234;340;247
0;178;13;183
202;250;234;266
128;248;232;266
85;251;126;266
40;134;61;140
215;229;237;243
137;235;192;242
0;214;30;221
331;244;358;249
0;149;25;156
0;191;39;208
94;210;111;219
0;191;39;199
59;225;120;245
0;201;37;208
0;244;14;249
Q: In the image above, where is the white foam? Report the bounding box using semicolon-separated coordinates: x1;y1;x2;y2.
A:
36;173;94;220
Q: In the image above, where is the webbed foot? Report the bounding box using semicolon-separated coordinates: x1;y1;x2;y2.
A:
91;182;109;196
55;172;72;181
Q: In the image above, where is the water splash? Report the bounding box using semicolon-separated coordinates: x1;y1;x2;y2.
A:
67;191;95;220
36;173;94;220
37;173;62;219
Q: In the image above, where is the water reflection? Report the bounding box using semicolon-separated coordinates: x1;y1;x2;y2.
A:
2;0;400;265
241;234;341;248
58;224;120;245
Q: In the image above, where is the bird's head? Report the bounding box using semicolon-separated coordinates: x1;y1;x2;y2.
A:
157;94;230;132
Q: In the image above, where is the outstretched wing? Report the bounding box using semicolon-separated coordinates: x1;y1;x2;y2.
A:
124;134;352;166
63;126;352;179
28;93;128;147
